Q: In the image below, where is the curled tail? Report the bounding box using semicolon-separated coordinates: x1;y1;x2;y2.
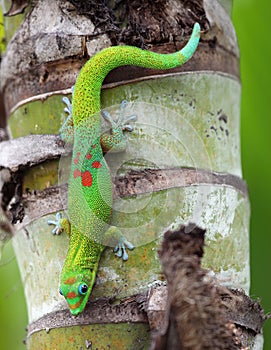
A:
72;23;201;125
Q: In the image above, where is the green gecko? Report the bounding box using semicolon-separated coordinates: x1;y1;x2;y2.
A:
48;22;201;316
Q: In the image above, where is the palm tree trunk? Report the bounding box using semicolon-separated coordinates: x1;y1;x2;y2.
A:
0;0;266;348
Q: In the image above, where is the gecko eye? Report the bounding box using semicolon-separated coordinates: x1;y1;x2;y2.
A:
59;288;63;296
78;283;88;295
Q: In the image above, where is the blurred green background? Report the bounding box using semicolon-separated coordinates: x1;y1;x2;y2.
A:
233;0;271;350
0;1;270;349
232;1;271;348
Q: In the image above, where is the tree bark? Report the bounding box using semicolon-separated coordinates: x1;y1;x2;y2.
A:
0;0;267;348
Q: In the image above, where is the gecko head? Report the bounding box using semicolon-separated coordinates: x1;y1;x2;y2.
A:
59;269;96;316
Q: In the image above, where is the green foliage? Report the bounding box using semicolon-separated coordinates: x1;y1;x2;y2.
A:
0;242;27;350
0;7;6;55
233;1;271;348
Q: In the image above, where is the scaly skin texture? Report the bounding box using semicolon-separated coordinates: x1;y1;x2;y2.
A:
49;23;200;315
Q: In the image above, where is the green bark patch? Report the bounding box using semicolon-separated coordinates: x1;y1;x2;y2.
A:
28;323;150;350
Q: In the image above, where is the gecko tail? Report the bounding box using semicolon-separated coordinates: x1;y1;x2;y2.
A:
72;23;200;123
179;22;201;63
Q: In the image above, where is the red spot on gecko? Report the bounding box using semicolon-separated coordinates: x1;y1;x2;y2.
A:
92;144;96;148
64;277;76;285
86;153;92;160
74;152;80;165
73;169;81;179
69;300;83;310
81;171;93;187
92;161;102;168
73;169;93;187
67;292;77;299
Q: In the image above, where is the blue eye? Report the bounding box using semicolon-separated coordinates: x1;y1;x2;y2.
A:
59;288;63;296
78;283;88;295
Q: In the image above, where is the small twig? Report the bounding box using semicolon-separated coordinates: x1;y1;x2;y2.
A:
150;224;241;350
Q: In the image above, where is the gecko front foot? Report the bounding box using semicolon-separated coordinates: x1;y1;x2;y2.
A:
114;236;134;261
47;213;63;235
48;213;70;236
104;225;134;261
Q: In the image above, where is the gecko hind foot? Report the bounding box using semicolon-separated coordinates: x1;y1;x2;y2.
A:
62;86;75;117
114;236;134;261
102;100;137;133
62;96;72;116
59;85;75;143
